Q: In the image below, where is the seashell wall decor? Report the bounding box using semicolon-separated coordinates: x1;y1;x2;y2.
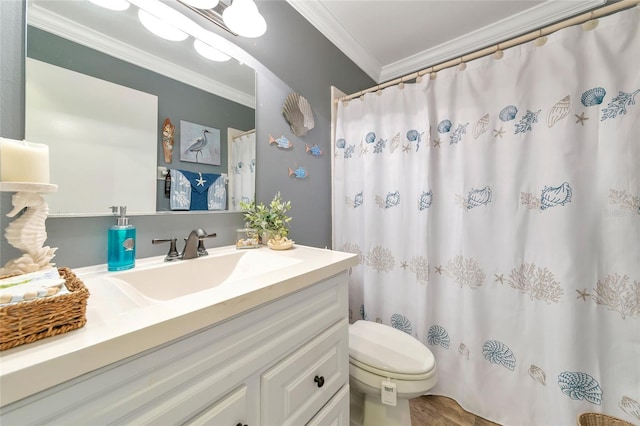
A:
282;92;315;137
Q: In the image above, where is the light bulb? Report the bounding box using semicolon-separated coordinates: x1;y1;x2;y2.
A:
222;0;267;38
194;39;231;62
138;9;189;42
180;0;219;9
88;0;130;11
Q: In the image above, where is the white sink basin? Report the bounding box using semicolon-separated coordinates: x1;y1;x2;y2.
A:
109;248;302;301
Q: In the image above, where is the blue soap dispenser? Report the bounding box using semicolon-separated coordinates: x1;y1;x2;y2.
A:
108;206;136;271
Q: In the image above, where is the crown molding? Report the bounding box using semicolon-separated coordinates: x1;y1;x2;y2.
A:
379;0;605;82
287;0;605;84
27;4;255;109
285;0;382;82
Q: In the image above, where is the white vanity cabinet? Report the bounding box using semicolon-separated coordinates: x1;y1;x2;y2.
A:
0;272;350;426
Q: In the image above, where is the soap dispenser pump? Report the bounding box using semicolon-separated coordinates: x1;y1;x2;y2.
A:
108;206;136;271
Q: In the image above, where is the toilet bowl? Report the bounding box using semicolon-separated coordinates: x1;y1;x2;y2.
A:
348;320;437;426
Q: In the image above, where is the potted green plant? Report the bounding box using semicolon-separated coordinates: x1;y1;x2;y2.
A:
239;192;292;243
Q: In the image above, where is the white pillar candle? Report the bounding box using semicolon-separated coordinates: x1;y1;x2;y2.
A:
0;138;50;184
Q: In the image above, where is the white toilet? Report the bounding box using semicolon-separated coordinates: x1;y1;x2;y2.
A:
348;320;437;426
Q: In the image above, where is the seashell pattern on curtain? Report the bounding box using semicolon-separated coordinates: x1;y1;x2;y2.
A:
333;7;640;426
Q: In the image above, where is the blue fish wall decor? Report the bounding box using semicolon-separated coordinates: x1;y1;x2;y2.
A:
269;134;292;149
288;166;308;179
305;144;323;156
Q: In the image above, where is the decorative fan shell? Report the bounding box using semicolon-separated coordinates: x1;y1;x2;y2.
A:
282;92;315;137
427;325;450;348
390;313;413;334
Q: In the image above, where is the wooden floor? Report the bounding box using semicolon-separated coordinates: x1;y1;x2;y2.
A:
410;395;501;426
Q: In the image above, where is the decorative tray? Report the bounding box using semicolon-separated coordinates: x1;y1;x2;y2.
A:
267;240;295;251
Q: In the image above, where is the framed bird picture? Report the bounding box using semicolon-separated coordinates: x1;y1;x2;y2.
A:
179;120;221;165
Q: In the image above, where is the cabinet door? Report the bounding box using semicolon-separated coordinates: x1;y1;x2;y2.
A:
261;319;348;426
186;384;256;426
307;384;349;426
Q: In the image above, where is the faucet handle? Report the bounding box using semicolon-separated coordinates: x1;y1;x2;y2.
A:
197;232;217;256
152;237;180;261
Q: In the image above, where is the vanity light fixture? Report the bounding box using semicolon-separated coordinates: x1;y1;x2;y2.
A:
193;39;231;61
222;0;267;38
137;9;189;41
88;0;131;11
180;0;220;9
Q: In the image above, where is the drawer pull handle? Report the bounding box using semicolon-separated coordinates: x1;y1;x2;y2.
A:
314;375;325;388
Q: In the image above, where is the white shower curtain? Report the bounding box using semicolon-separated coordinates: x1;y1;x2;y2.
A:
230;130;256;210
333;8;639;426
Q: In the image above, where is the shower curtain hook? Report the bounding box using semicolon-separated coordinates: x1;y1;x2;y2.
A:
494;44;504;59
398;77;405;90
582;11;599;31
534;29;548;47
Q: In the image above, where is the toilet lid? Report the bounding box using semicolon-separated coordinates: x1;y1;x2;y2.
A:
349;320;435;375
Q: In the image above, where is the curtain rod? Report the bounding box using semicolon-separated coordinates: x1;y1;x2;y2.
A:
338;0;640;103
232;128;256;140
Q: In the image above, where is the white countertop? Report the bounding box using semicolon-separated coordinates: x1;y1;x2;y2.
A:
0;244;357;407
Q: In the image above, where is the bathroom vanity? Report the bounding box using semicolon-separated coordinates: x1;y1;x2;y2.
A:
0;245;357;425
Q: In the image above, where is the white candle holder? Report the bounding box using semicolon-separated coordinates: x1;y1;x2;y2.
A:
0;182;58;275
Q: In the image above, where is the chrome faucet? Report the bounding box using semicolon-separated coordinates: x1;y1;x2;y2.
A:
153;228;216;261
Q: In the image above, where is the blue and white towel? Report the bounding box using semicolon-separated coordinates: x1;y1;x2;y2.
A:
170;169;226;211
0;268;68;306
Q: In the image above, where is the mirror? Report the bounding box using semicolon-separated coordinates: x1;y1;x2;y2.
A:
25;0;256;215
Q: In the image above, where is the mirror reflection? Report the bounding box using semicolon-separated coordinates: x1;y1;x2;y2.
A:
25;0;256;215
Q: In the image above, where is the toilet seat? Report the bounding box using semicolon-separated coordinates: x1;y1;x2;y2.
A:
349;357;435;381
349;320;435;376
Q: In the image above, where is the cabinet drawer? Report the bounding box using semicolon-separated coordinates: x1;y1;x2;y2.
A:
261;319;348;426
307;384;349;426
187;384;253;426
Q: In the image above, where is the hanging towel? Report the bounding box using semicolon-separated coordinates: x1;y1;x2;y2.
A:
169;169;226;211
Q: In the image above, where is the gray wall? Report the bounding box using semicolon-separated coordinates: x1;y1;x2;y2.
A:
1;0;374;269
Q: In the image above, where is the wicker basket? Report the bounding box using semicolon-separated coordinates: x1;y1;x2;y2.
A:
0;267;90;351
577;413;637;426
